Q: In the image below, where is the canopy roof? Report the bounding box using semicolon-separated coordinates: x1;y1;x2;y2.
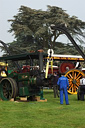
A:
0;52;47;61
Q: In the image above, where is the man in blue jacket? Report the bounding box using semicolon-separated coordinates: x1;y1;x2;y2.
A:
57;73;69;105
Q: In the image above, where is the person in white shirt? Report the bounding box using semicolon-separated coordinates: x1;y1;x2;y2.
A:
80;76;85;85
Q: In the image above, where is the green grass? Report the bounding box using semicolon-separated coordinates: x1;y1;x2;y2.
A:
0;89;85;128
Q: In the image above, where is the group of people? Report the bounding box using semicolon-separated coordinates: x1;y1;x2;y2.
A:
52;72;69;105
52;71;85;104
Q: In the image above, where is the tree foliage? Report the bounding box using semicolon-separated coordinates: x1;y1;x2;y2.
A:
7;5;85;54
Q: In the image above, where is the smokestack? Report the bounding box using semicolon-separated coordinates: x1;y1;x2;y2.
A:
38;49;43;72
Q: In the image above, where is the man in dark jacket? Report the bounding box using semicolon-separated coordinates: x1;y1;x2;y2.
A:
57;73;69;105
79;75;85;100
52;72;59;98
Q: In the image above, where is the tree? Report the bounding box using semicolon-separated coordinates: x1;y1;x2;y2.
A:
7;5;85;54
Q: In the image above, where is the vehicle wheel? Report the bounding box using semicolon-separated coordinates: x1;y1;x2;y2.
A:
60;62;75;73
65;69;84;94
0;77;18;100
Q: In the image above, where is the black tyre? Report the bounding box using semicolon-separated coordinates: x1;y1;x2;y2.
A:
0;77;18;100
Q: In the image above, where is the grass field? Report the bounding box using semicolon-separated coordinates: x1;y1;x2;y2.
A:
0;89;85;128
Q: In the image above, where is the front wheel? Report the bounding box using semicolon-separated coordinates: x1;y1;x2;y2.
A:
0;77;18;100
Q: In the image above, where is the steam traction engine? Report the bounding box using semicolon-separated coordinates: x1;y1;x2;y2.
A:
46;52;85;94
0;51;47;101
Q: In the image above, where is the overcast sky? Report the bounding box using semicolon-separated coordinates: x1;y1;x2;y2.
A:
0;0;85;55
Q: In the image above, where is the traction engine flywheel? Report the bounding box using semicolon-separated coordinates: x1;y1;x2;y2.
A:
60;62;75;73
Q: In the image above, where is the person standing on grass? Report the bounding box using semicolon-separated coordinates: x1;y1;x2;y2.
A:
57;73;69;105
79;75;85;100
52;72;59;98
